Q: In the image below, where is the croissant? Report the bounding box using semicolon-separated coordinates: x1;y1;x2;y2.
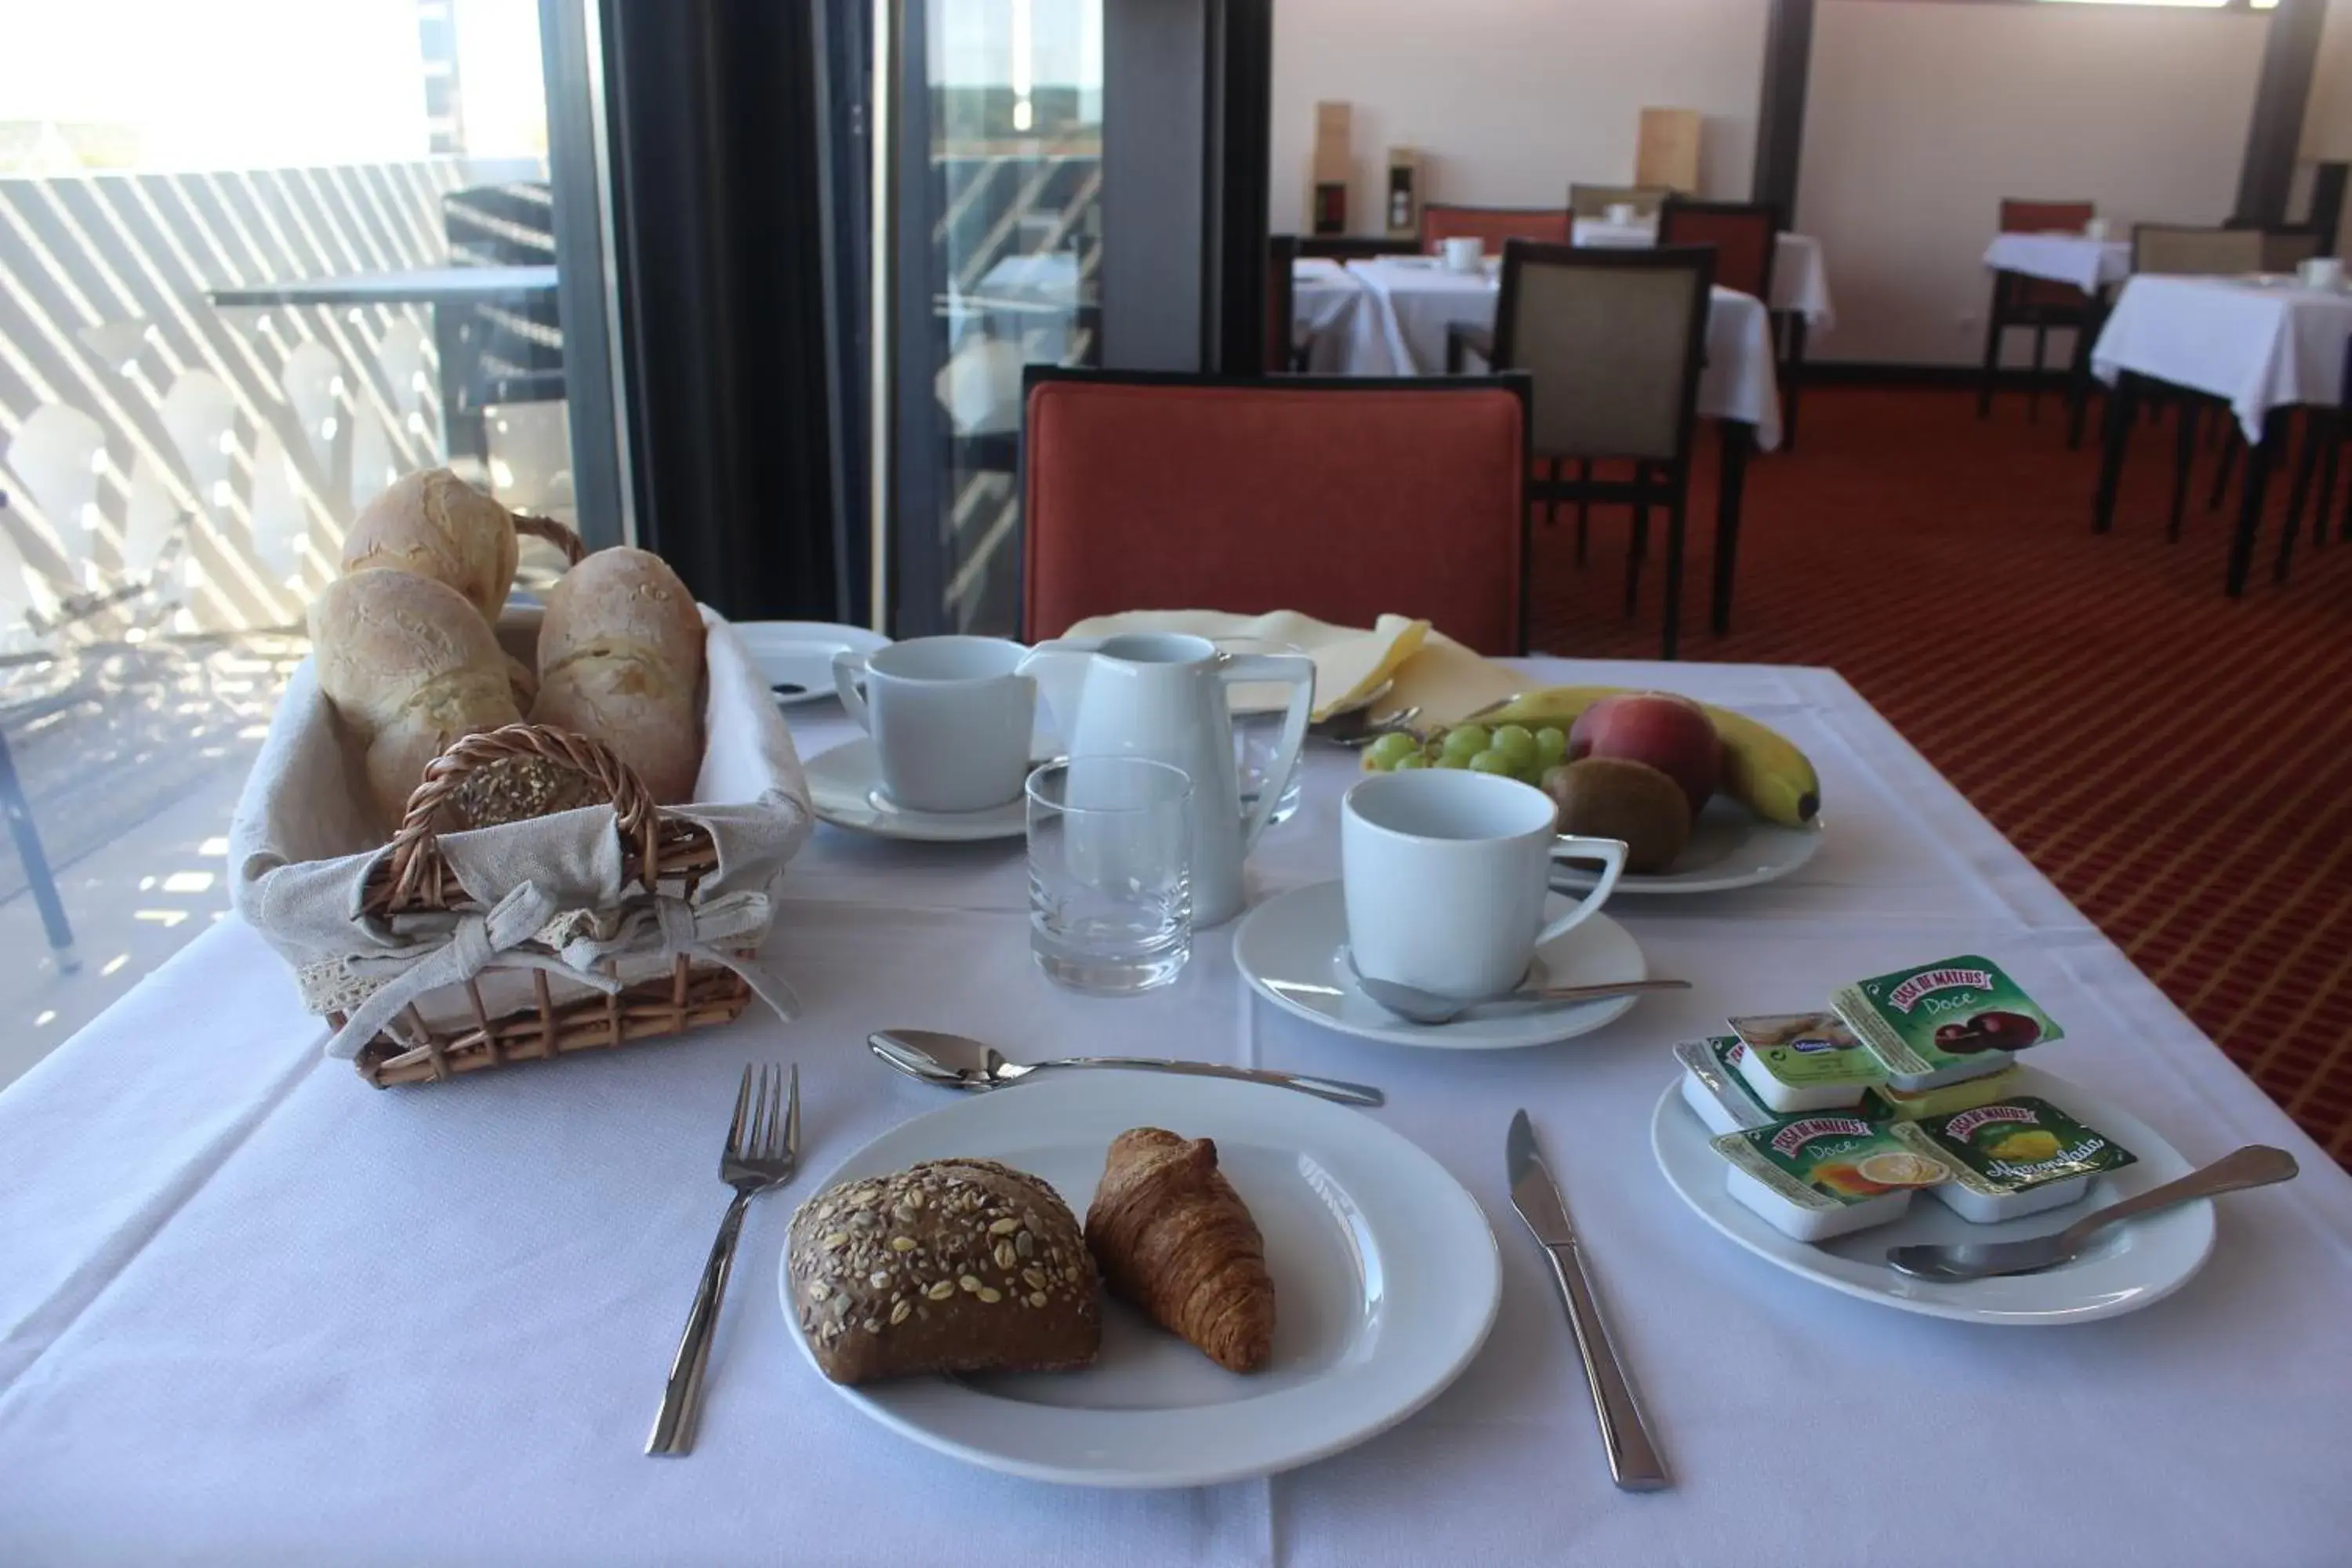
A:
1084;1127;1275;1372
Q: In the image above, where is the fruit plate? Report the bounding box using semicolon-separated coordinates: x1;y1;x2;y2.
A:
1552;800;1822;895
781;1071;1501;1486
1650;1063;2212;1326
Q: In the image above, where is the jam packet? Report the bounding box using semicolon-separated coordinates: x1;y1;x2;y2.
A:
1831;956;2062;1091
1711;1115;1951;1243
1726;1011;1885;1112
1893;1096;2136;1224
1675;1036;1777;1136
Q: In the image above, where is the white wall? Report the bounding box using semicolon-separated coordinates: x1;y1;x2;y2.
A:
2304;0;2352;161
1269;0;1772;235
1798;1;2267;366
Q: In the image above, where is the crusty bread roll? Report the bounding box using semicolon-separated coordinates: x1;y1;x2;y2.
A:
530;547;704;804
787;1159;1102;1385
310;569;524;833
341;469;519;623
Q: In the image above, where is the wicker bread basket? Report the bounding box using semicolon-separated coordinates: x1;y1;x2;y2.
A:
231;516;812;1087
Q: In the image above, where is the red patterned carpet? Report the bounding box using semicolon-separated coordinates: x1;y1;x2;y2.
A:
1526;387;2352;1163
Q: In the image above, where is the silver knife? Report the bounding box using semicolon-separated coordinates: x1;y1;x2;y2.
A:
1506;1109;1671;1491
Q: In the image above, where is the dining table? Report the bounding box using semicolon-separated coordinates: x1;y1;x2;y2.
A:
4;655;2348;1566
1980;231;2133;450
2089;273;2352;593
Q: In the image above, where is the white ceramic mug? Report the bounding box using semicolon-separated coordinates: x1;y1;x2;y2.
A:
1440;236;1485;273
1341;770;1629;1001
2082;218;2111;243
1605;202;1638;227
833;636;1034;813
2299;256;2345;292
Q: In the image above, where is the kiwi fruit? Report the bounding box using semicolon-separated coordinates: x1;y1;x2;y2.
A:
1541;757;1691;874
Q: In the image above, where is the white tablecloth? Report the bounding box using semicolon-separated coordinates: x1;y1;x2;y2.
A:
1984;232;2132;296
1291;258;1363;373
1341;259;1785;449
5;660;2350;1567
2091;274;2352;442
1572;220;1835;328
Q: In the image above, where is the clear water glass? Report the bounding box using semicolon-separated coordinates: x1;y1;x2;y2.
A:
1214;637;1308;826
1026;757;1195;994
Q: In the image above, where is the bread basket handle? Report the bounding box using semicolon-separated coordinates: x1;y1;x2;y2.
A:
514;513;588;566
373;724;662;916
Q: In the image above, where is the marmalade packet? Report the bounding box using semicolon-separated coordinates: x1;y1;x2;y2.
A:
1831;955;2061;1086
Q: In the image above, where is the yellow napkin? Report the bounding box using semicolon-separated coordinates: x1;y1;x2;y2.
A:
1057;609;1522;724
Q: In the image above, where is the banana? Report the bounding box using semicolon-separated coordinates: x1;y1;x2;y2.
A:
1483;685;1820;828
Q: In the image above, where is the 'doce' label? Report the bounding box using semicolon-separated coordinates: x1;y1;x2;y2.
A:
1830;955;2063;1078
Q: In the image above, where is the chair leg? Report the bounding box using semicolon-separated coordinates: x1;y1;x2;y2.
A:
2312;422;2339;549
1575;461;1592;566
2092;372;2139;535
0;728;77;969
2319;433;2343;545
1625;495;1650;617
1661;491;1687;662
2028;326;2048;424
1712;423;1751;637
2209;430;2240;511
2276;412;2321;584
2169;401;2200;543
2228;411;2285;597
1977;278;2007;419
1544;459;1560;530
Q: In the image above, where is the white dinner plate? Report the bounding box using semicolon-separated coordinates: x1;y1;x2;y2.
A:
804;737;1027;843
735;620;890;707
1235;880;1647;1050
779;1072;1501;1487
1552;800;1823;895
1650;1063;2212;1326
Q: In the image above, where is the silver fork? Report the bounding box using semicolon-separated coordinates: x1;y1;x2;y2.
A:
646;1062;800;1456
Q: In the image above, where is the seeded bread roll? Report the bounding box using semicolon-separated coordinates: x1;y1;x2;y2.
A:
787;1158;1101;1386
341;468;519;623
530;546;704;804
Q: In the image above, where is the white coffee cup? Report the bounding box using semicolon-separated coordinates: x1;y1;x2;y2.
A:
833;636;1034;813
2082;218;2111;243
1440;236;1485;273
1606;202;1638;227
1341;770;1629;1001
2299;256;2345;292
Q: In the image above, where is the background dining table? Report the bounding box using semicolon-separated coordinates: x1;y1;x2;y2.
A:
3;658;2349;1566
2089;274;2352;593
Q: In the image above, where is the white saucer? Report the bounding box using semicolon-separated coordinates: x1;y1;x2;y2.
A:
1650;1063;2212;1326
781;1071;1500;1487
1234;880;1647;1050
804;737;1027;842
1552;800;1823;895
734;621;890;707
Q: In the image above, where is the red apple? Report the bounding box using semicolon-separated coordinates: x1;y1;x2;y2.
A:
1568;693;1722;815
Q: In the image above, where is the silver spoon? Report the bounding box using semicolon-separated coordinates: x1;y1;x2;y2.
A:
1310;703;1423;748
867;1028;1385;1109
1354;973;1690;1026
1885;1144;2298;1283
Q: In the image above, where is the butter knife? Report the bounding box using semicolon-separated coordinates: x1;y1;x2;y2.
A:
1506;1109;1671;1491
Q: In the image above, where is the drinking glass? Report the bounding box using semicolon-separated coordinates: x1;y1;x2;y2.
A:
1214;637;1310;826
1026;757;1195;994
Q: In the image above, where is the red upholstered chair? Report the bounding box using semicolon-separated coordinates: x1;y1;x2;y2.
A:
1980;197;2099;428
1657;197;1779;303
1420;205;1571;255
1020;370;1532;654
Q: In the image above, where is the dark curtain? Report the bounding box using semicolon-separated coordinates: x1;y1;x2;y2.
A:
600;1;846;620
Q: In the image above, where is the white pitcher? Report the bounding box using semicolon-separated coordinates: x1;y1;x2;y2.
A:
1019;633;1315;927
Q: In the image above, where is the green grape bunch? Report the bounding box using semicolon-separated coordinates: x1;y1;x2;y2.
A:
1362;722;1567;788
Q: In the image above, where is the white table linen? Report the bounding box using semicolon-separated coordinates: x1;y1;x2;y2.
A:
1983;232;2132;296
5;660;2350;1568
2091;274;2352;442
1571;220;1835;328
1290;257;1362;373
1341;259;1784;449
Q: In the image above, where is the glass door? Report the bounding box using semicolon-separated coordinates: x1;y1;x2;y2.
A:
870;0;1267;638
